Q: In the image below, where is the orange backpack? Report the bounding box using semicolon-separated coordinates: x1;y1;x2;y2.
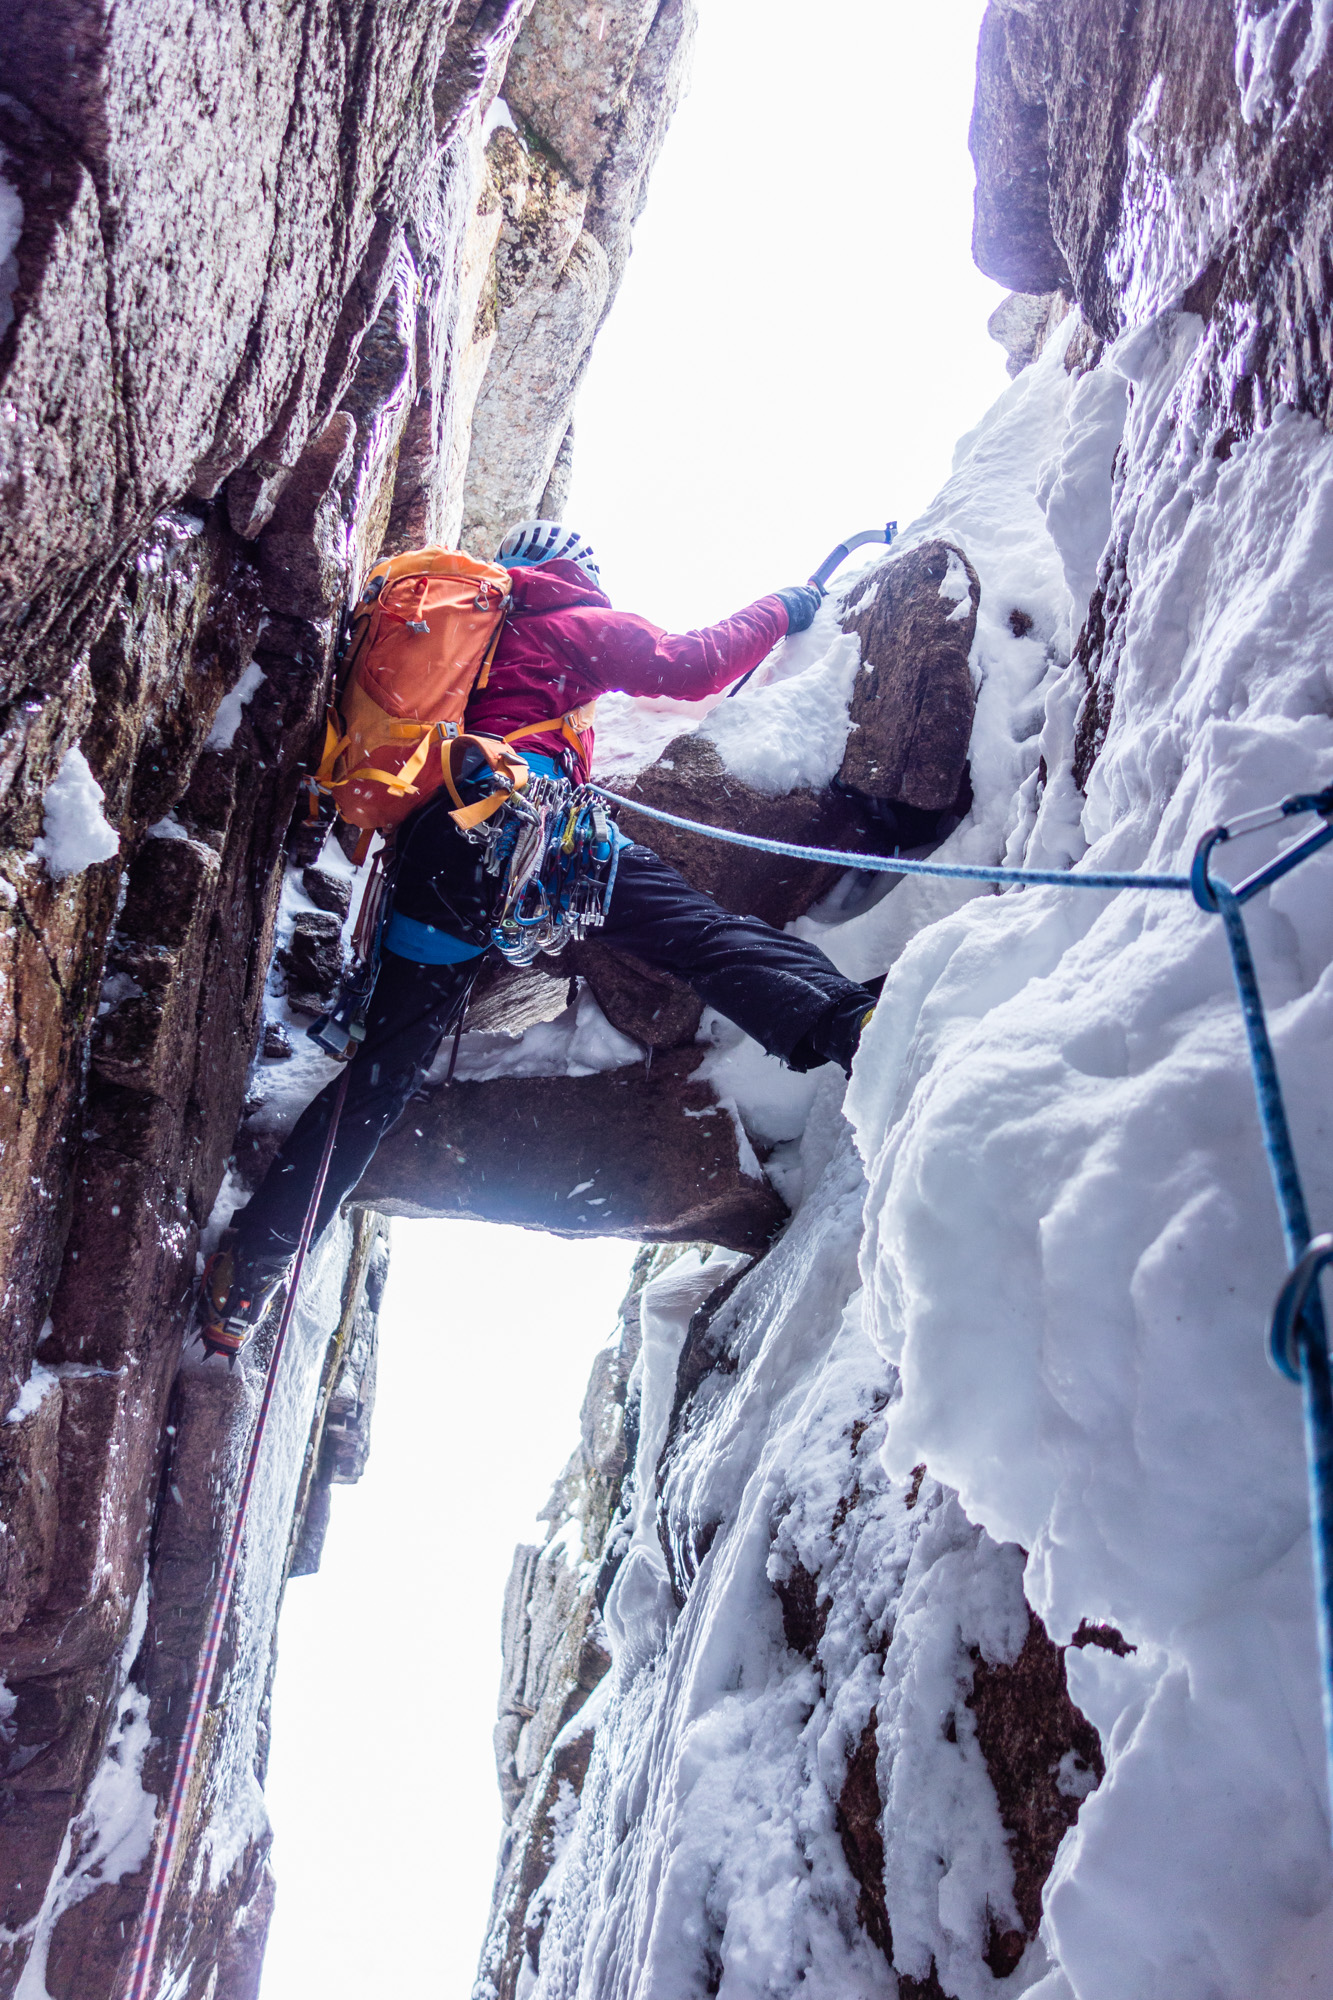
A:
314;547;530;834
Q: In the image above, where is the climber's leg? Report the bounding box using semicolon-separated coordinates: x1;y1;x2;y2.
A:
231;952;475;1265
601;842;874;1072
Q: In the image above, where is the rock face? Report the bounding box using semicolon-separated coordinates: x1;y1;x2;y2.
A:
477;1248;653;2000
0;1;693;1993
838;540;980;808
476;1206;1109;2000
12;1;1331;1995
458;0;696;552
356;1051;785;1250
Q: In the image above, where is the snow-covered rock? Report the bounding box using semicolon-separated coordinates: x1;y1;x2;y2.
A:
477;9;1333;1997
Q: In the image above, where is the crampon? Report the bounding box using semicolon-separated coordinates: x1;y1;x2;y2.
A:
198;1241;291;1362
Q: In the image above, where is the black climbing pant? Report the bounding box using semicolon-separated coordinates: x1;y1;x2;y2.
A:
232;838;873;1265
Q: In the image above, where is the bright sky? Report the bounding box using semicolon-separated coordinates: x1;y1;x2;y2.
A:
259;4;1007;1996
567;0;1010;629
256;1221;635;1999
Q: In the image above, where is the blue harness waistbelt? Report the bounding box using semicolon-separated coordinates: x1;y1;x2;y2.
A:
383;913;487;964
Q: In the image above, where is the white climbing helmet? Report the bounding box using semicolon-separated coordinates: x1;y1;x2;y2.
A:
497;519;602;590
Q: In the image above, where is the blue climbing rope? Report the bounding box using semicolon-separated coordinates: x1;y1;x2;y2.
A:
592;787;1196;894
1189;827;1333;1823
597;776;1333;1835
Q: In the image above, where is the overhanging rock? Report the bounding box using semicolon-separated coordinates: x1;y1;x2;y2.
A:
354;1051;785;1250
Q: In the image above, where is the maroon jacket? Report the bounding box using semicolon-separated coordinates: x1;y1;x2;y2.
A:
463;559;791;778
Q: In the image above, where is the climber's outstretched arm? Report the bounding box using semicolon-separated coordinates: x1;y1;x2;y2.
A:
543;584;820;703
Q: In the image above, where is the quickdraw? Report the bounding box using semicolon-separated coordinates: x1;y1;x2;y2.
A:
464;771;619;966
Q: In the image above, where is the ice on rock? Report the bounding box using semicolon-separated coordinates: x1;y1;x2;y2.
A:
938;546;974;619
846;322;1333;1991
4;1354;57;1423
9;1582;157;2000
449;986;643;1084
699;604;860;795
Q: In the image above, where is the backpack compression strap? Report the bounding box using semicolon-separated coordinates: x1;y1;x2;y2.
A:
502;701;597;765
441;734;534;828
440;704;599;828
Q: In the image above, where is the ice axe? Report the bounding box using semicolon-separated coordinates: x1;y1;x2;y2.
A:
727;520;898;696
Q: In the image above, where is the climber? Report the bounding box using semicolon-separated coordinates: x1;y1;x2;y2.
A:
203;521;879;1353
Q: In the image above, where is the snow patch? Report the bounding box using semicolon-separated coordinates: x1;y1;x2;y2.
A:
693;1009;823;1201
146;812;190;841
449;986;642;1084
483;95;519;141
97;969;143;1018
1236;0;1333;124
4;1356;57;1424
33;748;119;881
938;546;973;617
603;1247;748;1671
11;1579;155;2000
700;602;859;794
1037;363;1130;617
205;661;266;750
593;691;706;782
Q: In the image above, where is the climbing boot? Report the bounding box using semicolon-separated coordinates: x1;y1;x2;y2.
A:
790;976;886;1077
199;1239;292;1362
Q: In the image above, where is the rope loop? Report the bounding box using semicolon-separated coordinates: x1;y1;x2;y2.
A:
1190;825;1229;911
1270;1235;1333;1383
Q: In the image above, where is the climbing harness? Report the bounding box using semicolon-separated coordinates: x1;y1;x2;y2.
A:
463;769;619;966
121;1068;351;2000
592;775;1333;1834
728;520;898;698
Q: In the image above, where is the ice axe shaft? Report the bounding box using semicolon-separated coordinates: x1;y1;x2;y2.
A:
728;521;897;697
808;520;898;593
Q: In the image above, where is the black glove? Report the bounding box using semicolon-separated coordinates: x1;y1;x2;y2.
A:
774;584;822;634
